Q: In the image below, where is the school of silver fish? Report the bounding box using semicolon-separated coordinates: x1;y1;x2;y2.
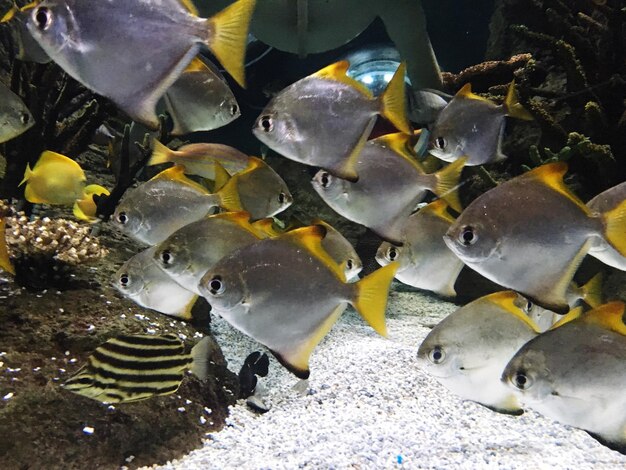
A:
1;0;625;456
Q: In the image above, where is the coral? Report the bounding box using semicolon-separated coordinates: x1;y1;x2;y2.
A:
441;53;532;92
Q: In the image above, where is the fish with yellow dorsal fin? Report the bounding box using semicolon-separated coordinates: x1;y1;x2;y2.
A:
198;225;398;378
112;246;197;319
311;132;465;245
153;211;265;296
73;184;110;223
587;181;626;270
162;56;240;135
26;0;256;128
20;151;86;205
149;140;251;180
417;291;540;415
376;199;464;297
429;81;533;165
444;162;626;313
0;218;15;276
111;165;242;245
253;61;411;182
502;301;626;453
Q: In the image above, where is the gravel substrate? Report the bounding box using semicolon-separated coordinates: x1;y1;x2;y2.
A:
145;289;626;469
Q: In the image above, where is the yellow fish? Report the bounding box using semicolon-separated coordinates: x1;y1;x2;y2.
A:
0;218;15;275
20;151;86;205
73;184;110;222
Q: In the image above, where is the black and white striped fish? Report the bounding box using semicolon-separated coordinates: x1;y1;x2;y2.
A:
63;334;211;404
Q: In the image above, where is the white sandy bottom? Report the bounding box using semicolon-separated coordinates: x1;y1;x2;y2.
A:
146;290;626;469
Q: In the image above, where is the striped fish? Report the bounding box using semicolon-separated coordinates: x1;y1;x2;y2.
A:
63;334;210;404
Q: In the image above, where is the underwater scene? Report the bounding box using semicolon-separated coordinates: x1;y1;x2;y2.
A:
1;0;626;468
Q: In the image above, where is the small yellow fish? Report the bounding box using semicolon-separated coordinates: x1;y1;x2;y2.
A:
0;218;15;275
20;151;86;205
73;184;110;222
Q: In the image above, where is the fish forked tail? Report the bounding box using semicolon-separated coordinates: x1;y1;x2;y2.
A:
577;272;604;308
148;139;175;167
351;262;399;337
603;199;626;260
189;336;214;381
504;81;533;121
205;0;256;88
432;157;466;213
379;62;412;135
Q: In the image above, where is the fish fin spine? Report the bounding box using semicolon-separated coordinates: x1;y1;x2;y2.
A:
504;81;534;121
603;199;626;257
205;0;256;88
379;62;411;134
19;163;32;186
433;157;466;213
352;262;398;337
149;140;174;167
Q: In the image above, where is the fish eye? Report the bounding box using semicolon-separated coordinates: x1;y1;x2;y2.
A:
33;6;53;31
119;273;130;288
160;250;173;266
346;259;353;270
319;172;331;188
434;136;447;150
230;104;239;116
387;246;398;261
208;276;225;296
259;115;273;132
20;113;30;125
428;346;445;364
511;370;533;390
116;212;128;225
459;225;477;246
278;192;286;204
526;301;533;312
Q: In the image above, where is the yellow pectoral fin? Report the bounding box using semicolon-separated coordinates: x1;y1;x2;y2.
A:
271;304;347;379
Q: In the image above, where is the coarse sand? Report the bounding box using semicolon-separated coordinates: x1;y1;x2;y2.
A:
144;289;626;469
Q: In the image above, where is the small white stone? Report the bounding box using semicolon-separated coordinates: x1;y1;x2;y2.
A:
177;407;186;413
58;308;64;313
3;392;14;400
199;416;207;425
86;324;96;332
146;328;156;334
82;426;94;435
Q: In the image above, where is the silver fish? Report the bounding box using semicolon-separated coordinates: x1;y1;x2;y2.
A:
220;157;293;220
417;291;540;414
26;0;256;127
429;82;532;165
198;226;398;378
375;200;464;297
502;302;626;451
444;163;626;313
63;333;212;403
253;61;410;182
587;181;626;270
312;132;464;244
0;81;34;143
163;56;240;135
149;139;251;180
111;165;240;245
113;246;197;319
153;212;264;296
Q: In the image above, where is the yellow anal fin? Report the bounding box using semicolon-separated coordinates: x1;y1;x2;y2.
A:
603;199;626;257
432;157;466;213
337;116;376;183
213;161;231;192
205;0;256;88
216;174;243;212
251;218;282;237
0;219;15;275
351;262;398;337
313;61;373;98
271;303;347;379
379;62;411;134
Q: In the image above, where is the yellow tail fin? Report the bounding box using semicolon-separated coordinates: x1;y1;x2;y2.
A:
603;199;626;257
0;219;15;275
352;262;398;337
579;272;604;308
205;0;256;88
433;157;466;213
379;63;411;134
213;161;231;192
148;140;174;167
504;81;533;121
